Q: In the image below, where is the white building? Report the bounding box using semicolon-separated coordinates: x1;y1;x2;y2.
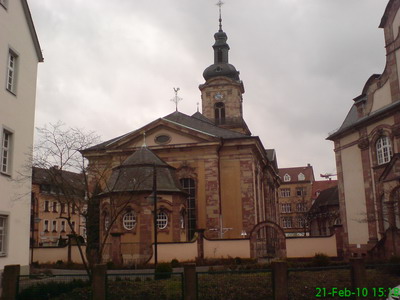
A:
0;0;43;274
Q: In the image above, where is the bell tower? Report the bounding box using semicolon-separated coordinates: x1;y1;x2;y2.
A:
199;2;250;135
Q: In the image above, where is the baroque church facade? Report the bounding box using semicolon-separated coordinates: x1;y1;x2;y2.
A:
328;0;400;258
82;19;282;264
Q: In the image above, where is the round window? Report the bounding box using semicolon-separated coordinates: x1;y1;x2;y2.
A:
155;135;171;145
123;212;136;230
157;211;168;229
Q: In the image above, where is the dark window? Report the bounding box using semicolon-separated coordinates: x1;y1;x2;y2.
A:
180;178;196;240
155;135;171;145
214;102;225;125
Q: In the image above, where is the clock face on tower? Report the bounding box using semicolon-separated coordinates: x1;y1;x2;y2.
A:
214;92;224;100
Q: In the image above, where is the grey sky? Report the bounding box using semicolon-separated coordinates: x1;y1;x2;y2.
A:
28;0;388;179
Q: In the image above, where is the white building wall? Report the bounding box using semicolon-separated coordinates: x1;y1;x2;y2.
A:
0;0;40;274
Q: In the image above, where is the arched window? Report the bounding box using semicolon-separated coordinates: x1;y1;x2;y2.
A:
157;211;168;230
104;213;110;231
214;102;225;125
122;212;136;230
376;136;393;165
180;178;196;240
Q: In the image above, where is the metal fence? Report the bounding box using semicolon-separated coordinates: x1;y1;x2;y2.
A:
196;269;273;300
17;273;90;300
16;272;184;300
12;262;400;300
106;272;184;300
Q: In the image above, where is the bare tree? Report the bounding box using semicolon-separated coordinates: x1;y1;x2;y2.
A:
33;122;100;279
33;122;152;279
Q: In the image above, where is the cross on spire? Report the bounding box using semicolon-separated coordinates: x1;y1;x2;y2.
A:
216;0;224;31
170;87;183;111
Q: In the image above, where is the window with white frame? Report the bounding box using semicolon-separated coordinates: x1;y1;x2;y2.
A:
122;212;136;230
296;187;306;197
52;202;58;213
44;220;49;232
71;221;76;233
282;217;292;228
44;200;50;212
51;220;57;232
6;50;18;94
281;203;291;213
157;211;168;229
297;217;305;228
1;130;12;174
298;173;305;181
0;215;8;256
376;136;393;165
296;202;307;212
60;203;66;214
61;220;66;232
283;174;291;182
280;188;291;197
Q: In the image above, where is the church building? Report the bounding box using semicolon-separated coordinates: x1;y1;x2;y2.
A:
328;0;400;258
82;12;282;264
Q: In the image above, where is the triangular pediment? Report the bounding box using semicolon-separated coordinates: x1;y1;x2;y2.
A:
380;154;400;182
105;118;218;151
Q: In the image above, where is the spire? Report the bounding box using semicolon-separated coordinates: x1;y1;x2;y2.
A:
217;0;224;32
202;1;240;81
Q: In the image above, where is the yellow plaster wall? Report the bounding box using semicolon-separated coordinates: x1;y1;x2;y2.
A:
204;239;250;259
341;146;369;245
220;159;242;238
149;242;198;263
286;235;337;257
340;131;359;147
32;246;86;264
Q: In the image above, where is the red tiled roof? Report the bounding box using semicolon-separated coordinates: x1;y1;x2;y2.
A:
278;165;314;182
311;180;338;200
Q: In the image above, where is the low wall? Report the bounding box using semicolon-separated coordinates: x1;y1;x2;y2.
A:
31;245;87;264
286;235;337;258
204;238;250;259
150;241;197;263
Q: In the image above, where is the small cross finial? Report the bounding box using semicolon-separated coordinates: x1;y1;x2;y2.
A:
216;0;224;31
170;87;183;111
196;102;199;112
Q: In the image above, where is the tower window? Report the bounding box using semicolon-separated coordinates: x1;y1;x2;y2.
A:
217;49;223;62
214;102;225;125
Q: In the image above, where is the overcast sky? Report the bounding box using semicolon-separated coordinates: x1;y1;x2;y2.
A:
28;0;388;179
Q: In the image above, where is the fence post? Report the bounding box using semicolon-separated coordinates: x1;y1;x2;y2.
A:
184;263;197;300
350;258;366;299
272;261;288;300
1;264;20;300
92;264;107;300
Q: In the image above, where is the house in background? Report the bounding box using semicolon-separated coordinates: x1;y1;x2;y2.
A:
0;0;43;273
277;165;314;236
31;167;86;248
308;186;340;237
328;0;400;258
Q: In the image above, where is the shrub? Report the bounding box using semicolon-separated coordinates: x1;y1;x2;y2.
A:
18;279;89;300
155;263;173;280
312;253;330;267
170;258;180;268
